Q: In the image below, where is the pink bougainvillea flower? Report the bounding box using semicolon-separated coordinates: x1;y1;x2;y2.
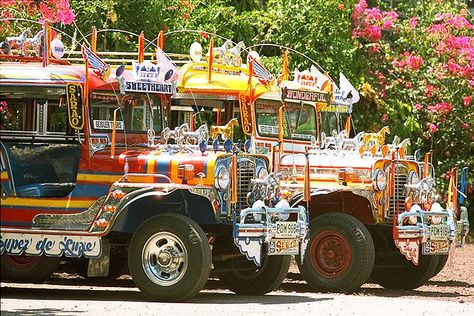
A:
363;25;382;42
462;123;470;129
408;17;418;28
381;113;389;122
365;8;382;23
407;55;424;70
415;103;423;110
338;3;344;10
354;0;367;16
464;96;472;107
429;123;438;133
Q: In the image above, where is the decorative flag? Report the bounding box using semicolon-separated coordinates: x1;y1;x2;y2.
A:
423;150;432;178
91;27;97;52
138;31;145;63
81;44;111;80
345;115;351;135
157;30;164;50
278;50;289;84
339;72;360;104
208;35;214;82
248;55;274;86
156;47;179;82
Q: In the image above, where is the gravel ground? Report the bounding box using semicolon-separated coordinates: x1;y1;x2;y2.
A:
288;243;474;303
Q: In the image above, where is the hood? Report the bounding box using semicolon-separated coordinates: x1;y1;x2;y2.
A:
119;148;231;186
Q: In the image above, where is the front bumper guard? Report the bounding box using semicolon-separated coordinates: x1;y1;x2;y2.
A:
233;205;308;266
397;209;455;242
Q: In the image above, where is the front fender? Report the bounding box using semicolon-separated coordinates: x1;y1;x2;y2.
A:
111;189;216;234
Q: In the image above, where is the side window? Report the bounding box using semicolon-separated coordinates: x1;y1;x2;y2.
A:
46;99;68;134
0;99;37;132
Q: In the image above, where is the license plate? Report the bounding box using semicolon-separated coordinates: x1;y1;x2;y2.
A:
430;225;449;241
422;241;450;255
268;239;299;255
275;222;298;238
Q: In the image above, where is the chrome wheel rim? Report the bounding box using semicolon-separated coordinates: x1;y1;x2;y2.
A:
142;232;188;286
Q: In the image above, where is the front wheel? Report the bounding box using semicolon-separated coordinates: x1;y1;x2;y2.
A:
1;255;60;282
371;254;439;290
297;213;375;293
219;255;291;295
128;213;212;302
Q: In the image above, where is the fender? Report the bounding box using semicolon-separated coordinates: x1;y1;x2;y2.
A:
290;188;375;225
111;189;216;233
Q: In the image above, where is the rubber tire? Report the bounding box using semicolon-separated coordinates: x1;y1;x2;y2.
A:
371;254;439;290
296;213;375;293
128;213;212;302
432;254;449;278
219;255;291;295
1;255;60;282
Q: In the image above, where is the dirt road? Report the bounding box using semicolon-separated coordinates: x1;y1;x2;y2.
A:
1;245;473;315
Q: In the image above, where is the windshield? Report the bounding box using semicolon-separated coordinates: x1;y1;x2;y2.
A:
255;99;317;141
319;111;350;136
89;92;161;133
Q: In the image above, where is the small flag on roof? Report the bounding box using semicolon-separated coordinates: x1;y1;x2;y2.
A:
81;44;110;80
248;56;274;86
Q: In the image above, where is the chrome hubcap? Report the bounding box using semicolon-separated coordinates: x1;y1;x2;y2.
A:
142;232;188;286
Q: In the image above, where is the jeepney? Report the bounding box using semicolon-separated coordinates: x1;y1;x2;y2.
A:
171;40;469;293
0;24;308;301
250;66;470;292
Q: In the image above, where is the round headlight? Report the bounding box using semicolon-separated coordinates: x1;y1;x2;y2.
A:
408;171;420;185
215;166;230;191
257;167;268;180
373;169;387;191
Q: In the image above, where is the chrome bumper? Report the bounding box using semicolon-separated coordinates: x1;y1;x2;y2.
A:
397;207;456;255
233;205;308;266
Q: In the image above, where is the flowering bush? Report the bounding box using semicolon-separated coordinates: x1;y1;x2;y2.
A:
351;0;473;211
1;0;75;25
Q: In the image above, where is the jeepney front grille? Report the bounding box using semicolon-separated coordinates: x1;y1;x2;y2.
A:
237;158;255;209
386;165;408;220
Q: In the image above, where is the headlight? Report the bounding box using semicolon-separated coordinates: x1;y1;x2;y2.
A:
407;171;420;185
215;166;230;191
373;169;387;191
257;166;268;180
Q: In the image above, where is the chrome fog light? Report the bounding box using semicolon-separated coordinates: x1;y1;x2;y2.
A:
408;215;418;225
431;215;442;225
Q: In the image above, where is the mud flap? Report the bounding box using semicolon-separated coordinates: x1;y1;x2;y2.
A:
87;239;110;277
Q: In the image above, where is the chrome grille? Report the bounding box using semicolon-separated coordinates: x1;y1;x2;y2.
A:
237;158;255;209
386;165;408;220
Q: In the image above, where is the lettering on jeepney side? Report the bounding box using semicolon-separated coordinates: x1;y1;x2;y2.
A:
35;237;55;253
66;83;84;130
59;237;97;257
239;94;252;135
0;236;31;255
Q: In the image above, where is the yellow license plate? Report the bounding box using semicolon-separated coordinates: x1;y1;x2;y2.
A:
268;239;299;255
422;241;450;255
